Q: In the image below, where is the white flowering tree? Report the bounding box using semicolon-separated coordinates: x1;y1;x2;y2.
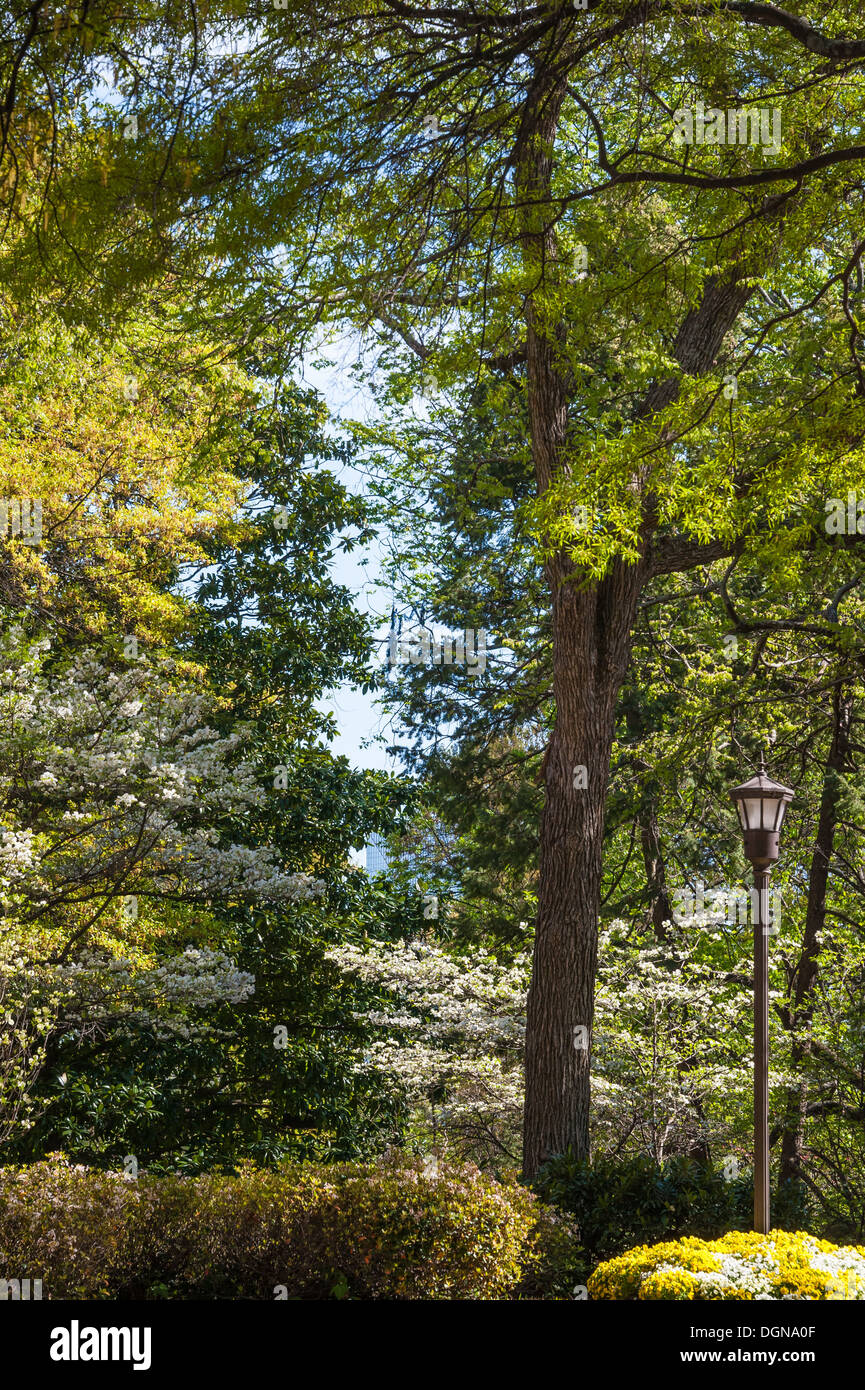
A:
0;626;322;937
592;921;758;1164
326;939;528;1166
0;624;324;1138
328;917;777;1170
0;943;258;1146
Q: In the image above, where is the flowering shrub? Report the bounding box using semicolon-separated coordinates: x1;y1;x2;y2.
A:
0;1159;137;1299
588;1230;865;1300
0;1154;579;1300
326;939;526;1164
326;925;761;1166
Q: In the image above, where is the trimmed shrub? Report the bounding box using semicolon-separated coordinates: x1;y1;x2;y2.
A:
0;1158;138;1298
0;1153;580;1300
588;1230;865;1300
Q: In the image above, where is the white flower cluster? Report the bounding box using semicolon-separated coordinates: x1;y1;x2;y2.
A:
655;1249;781;1299
144;947;255;1007
329;939;526;1048
0;626;325;916
0;829;38;882
327;918;769;1165
809;1246;865;1298
51;946;256;1041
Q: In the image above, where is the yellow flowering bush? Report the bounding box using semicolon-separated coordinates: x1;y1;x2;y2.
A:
588;1230;865;1300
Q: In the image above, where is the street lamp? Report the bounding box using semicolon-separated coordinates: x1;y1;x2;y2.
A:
729;755;795;1235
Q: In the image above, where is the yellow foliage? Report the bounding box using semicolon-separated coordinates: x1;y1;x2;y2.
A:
589;1229;865;1300
0;306;254;648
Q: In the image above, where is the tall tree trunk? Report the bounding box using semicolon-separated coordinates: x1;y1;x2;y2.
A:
521;302;755;1179
516;48;626;1177
524;555;649;1176
517;47;768;1180
778;685;853;1191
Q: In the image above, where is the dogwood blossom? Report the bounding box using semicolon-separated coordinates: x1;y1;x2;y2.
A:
327;921;770;1165
0;624;324;1126
0;626;325;920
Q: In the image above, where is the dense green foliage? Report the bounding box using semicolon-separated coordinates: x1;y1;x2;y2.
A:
3;1;865;1302
534;1154;814;1281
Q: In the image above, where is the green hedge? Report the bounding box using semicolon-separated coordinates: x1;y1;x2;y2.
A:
0;1153;579;1300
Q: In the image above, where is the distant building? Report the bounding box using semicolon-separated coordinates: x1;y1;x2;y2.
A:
365;833;391;875
364;829;452;877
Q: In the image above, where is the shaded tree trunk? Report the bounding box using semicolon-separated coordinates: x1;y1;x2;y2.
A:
778;685;853;1190
640;798;675;940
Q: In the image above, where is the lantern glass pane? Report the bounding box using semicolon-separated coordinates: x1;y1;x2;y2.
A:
742;797;763;830
735;800;747;830
773;798;788;831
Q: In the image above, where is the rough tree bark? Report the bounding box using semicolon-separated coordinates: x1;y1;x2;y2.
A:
517;45;766;1180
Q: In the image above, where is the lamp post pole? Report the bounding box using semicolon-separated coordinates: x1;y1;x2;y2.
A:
729;755;795;1236
753;865;771;1235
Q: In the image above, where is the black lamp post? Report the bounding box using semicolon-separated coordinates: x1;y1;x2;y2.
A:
729;755;795;1234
